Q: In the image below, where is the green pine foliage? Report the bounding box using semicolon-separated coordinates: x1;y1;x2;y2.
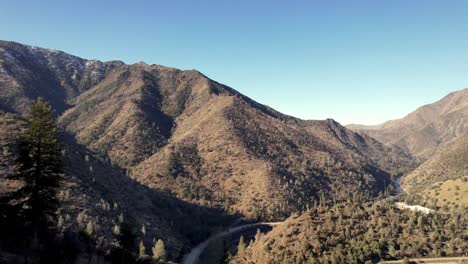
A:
0;98;73;262
7;97;63;239
152;239;166;261
237;235;246;258
139;240;147;258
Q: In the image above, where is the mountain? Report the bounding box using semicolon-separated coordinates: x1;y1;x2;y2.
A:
0;112;234;261
401;135;468;207
347;88;468;159
234;200;466;264
0;41;120;114
0;40;416;259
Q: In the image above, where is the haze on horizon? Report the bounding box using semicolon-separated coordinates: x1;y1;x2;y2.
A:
1;0;468;125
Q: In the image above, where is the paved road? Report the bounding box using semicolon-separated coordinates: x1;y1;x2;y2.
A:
394;176;404;193
181;222;282;264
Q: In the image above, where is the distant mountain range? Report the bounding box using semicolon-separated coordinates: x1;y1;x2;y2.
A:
347;88;468;159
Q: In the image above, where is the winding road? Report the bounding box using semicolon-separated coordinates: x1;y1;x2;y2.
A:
182;222;282;264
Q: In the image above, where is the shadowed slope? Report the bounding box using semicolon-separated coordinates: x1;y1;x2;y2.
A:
0;112;236;261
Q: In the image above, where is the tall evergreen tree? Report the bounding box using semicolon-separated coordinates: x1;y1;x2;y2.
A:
220;240;231;264
117;222;136;253
8;97;63;241
138;240;147;258
152;239;166;261
237;235;246;258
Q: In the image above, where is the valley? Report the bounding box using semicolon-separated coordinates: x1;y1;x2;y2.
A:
0;40;466;263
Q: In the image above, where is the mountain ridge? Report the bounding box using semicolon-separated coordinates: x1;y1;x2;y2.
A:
0;40;418;260
347;88;468;158
401;135;468;207
0;40;417;220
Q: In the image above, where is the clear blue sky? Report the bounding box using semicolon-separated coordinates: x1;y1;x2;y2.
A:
1;0;467;125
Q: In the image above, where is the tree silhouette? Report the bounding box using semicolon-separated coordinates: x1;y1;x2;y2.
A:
220;240;231;264
117;222;136;253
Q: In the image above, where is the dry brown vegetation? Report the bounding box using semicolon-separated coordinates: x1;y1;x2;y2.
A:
4;40;466;262
423;177;468;208
402;136;468;190
126;73;417;220
0;41;417;223
401;136;468;208
0;112;22;196
348;88;468;159
234;200;467;264
0;112;236;262
0;41;418;260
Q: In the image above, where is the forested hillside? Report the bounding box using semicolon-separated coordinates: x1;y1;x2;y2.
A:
234;199;467;264
0;41;416;222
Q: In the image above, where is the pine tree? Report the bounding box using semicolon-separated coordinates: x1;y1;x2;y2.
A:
117;222;136;253
254;228;262;242
152;239;166;261
85;221;94;236
168;151;183;177
57;215;64;229
7;98;63;241
417;215;425;227
221;240;231;264
139;240;147;258
237;235;246;258
76;211;86;227
402;257;410;264
113;224;120;235
389;244;397;258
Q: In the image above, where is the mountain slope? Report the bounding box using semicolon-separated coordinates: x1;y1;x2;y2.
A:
235;200;467;264
0;40;416;223
0;112;234;261
0;40;124;114
65;66;416;219
401;135;468;207
347;88;468;158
